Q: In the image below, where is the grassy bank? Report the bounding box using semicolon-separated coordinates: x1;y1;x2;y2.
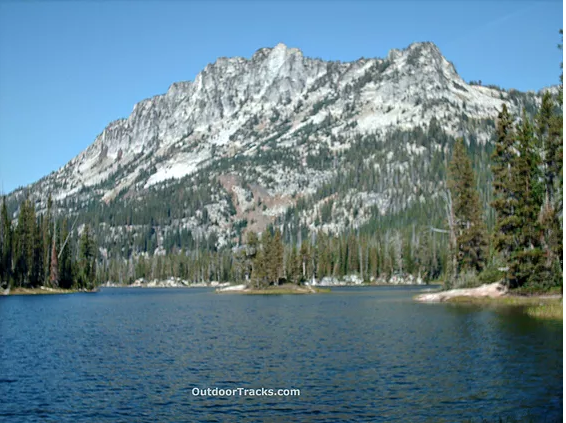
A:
525;301;563;320
7;287;98;296
8;287;78;296
446;295;563;321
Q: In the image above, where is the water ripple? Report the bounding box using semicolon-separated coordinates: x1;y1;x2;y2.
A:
0;286;562;422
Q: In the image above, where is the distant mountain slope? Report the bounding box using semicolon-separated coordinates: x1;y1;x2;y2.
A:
6;42;544;253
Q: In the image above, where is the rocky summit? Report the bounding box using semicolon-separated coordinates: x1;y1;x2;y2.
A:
6;42;547;251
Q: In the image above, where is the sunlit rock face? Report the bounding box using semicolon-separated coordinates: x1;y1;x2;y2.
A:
8;42;546;246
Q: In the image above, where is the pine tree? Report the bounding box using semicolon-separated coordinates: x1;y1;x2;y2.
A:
270;229;284;285
535;89;563;289
347;233;358;274
491;105;520;280
448;138;488;275
31;214;43;286
416;230;433;281
260;229;273;285
42;194;53;285
537;92;559;201
59;218;73;289
14;198;35;287
316;232;331;279
299;240;311;283
252;245;266;288
49;228;59;287
245;231;259;284
510;111;544;288
286;244;301;284
0;197;12;286
79;224;97;289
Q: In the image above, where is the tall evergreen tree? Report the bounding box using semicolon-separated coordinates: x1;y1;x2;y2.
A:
42;194;53;285
252;244;267;288
509;112;544;288
244;231;259;283
78;224;97;289
447;139;488;275
260;229;274;285
0;197;12;285
49;226;59;287
31;214;43;286
59;218;73;289
269;229;284;285
535;90;563;289
14;198;36;287
491;105;520;280
299;240;311;282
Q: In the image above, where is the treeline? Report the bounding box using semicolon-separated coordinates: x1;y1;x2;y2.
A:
491;93;562;290
3;97;560;291
0;195;98;289
2;35;562;292
444;91;562;291
1;194;449;288
92;223;446;285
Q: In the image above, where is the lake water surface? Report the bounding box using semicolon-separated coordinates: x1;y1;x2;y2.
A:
0;286;562;422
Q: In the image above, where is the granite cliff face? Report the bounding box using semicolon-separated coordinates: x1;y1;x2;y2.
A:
7;42;544;249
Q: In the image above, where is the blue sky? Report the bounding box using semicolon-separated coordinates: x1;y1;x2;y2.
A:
0;0;562;194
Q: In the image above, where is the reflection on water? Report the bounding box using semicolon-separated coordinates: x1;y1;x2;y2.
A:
0;286;562;422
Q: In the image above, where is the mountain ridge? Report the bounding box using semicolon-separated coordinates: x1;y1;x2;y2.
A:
5;40;545;252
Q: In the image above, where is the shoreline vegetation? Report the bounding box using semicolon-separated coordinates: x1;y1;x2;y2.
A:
0;35;562;315
4;279;425;296
414;282;563;321
6;286;98;296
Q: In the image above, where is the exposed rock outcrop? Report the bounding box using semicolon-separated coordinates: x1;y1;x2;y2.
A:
414;282;507;302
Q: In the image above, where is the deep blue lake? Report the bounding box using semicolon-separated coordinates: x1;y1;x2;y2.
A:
0;286;562;422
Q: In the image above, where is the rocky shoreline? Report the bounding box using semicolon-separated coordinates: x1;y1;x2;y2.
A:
102;277;230;289
215;283;329;294
101;274;427;290
309;273;425;287
414;282;507;302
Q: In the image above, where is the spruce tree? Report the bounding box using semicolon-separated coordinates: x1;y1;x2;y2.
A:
15;198;35;287
79;224;97;289
261;229;273;285
245;231;259;284
491;105;520;282
299;240;311;283
31;214;43;286
252;245;266;288
270;229;284;285
42;194;53;285
511;112;544;288
0;197;12;285
59;218;73;289
536;90;563;289
49;226;59;287
447;138;488;275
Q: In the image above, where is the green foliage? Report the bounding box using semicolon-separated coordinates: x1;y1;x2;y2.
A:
477;262;505;285
448;139;488;275
0;196;87;289
490;46;563;292
78;225;97;289
1;197;13;285
2;34;561;296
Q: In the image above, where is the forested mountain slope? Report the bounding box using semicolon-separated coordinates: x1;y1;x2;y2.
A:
3;42;551;283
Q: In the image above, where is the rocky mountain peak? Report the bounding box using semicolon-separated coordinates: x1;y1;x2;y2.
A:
7;40;542;248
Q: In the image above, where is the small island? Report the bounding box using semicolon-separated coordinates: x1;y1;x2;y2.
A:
216;283;330;294
6;286;97;296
